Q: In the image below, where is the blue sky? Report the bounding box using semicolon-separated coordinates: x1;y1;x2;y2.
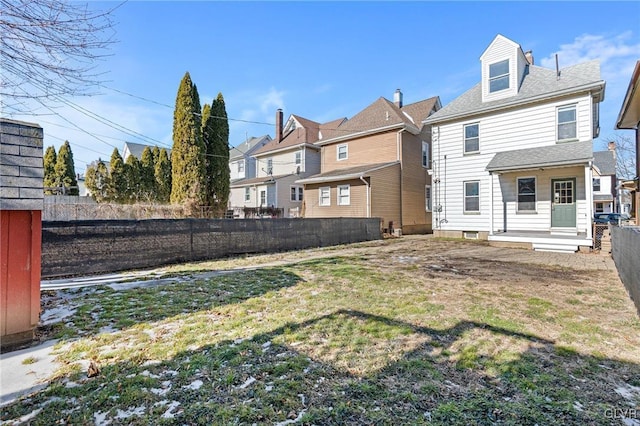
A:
11;1;640;174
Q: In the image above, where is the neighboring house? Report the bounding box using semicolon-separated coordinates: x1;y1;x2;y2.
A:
227;135;272;218
231;110;343;218
122;141;171;161
615;59;640;223
592;144;617;214
297;90;441;235
423;34;605;252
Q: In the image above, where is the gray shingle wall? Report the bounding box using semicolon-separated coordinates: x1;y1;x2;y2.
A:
0;119;44;210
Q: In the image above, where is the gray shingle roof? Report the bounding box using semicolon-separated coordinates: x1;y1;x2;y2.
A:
425;60;603;124
486;140;593;172
123;142;171;160
296;162;399;184
230;135;272;161
593;150;616;175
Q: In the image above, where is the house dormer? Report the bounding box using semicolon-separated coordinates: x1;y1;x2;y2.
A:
480;34;531;103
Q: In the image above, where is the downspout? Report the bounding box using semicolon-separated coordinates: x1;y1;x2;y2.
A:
360;175;370;217
586;160;593;241
397;129;404;230
489;172;494;236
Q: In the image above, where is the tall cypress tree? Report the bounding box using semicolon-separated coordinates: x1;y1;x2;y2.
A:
109;148;127;203
54;141;78;195
85;159;110;202
170;72;206;207
140;146;156;201
201;102;213;207
43;145;57;194
155;148;172;203
209;92;230;217
125;154;142;203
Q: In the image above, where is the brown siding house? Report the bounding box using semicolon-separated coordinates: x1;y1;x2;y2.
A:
297;90;441;235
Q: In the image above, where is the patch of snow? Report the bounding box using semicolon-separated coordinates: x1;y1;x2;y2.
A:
142;360;161;367
94;411;111;425
622;418;640;426
616;384;640;402
64;381;80;388
39;306;77;325
163;369;178;377
141;370;161;379
161;401;181;419
265;385;273;392
115;406;146;419
182;379;203;391
573;401;584;412
238;376;256;389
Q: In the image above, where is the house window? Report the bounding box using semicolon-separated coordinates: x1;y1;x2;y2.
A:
464;123;479;154
237;160;245;175
338;185;350;205
425;185;432;212
464;181;480;213
319;186;330;206
295;151;302;165
337;144;348;161
290;186;303;202
298;187;303;201
489;59;510;93
260;190;266;206
244;187;250;202
266;158;273;175
557;105;577;141
517;177;536;212
595;202;604;213
422;141;430;168
593;178;601;192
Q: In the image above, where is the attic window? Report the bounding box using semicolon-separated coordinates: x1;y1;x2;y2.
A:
489;59;510;93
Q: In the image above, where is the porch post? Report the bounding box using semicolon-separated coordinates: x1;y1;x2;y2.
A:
489;172;494;236
585;163;593;240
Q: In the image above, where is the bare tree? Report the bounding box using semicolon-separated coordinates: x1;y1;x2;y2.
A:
0;0;120;114
606;133;637;180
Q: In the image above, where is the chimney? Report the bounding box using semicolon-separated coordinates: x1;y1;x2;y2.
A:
394;89;403;108
275;108;283;143
524;50;534;65
608;141;617;160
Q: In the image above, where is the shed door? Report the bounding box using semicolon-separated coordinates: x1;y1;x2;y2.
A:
551;179;576;228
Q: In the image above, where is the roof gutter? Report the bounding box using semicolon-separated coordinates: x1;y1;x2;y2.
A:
424;81;606;125
296;162;399;185
254;143;319;158
487;158;592;174
615;60;640;130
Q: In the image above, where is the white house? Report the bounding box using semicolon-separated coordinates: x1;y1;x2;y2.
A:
227;135;272;217
423;34;605;252
592;145;617;214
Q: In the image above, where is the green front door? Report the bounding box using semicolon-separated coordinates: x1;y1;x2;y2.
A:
551;178;576;228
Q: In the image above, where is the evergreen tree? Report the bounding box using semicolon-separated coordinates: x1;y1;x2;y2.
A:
54;141;78;195
140;146;156;201
109;148;127;203
155;148;172;203
207;92;230;217
170;72;206;207
43;145;57;194
125;154;142;203
85;159;110;202
152;146;160;169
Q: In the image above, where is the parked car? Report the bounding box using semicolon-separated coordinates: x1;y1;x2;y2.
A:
594;213;630;225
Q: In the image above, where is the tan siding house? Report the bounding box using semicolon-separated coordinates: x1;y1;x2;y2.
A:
298;91;441;235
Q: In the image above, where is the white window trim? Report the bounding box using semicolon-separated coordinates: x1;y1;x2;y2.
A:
593;177;601;192
266;158;273;175
557;104;577;142
489;59;510;93
290;185;303;202
338;184;350;206
463;180;480;213
422;141;430;169
319;186;330;206
244;187;250;202
337;144;348;161
237;160;245;174
516;176;537;213
295;151;302;165
463;123;480;154
425;185;432;212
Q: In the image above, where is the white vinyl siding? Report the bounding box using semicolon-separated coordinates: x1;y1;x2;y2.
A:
319;187;330;206
338;185;350;206
464;123;479;154
517;177;536;212
557;105;577;141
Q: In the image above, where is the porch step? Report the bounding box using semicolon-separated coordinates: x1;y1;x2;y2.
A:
532;242;578;253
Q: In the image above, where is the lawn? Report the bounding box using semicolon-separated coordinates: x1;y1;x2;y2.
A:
2;236;639;425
